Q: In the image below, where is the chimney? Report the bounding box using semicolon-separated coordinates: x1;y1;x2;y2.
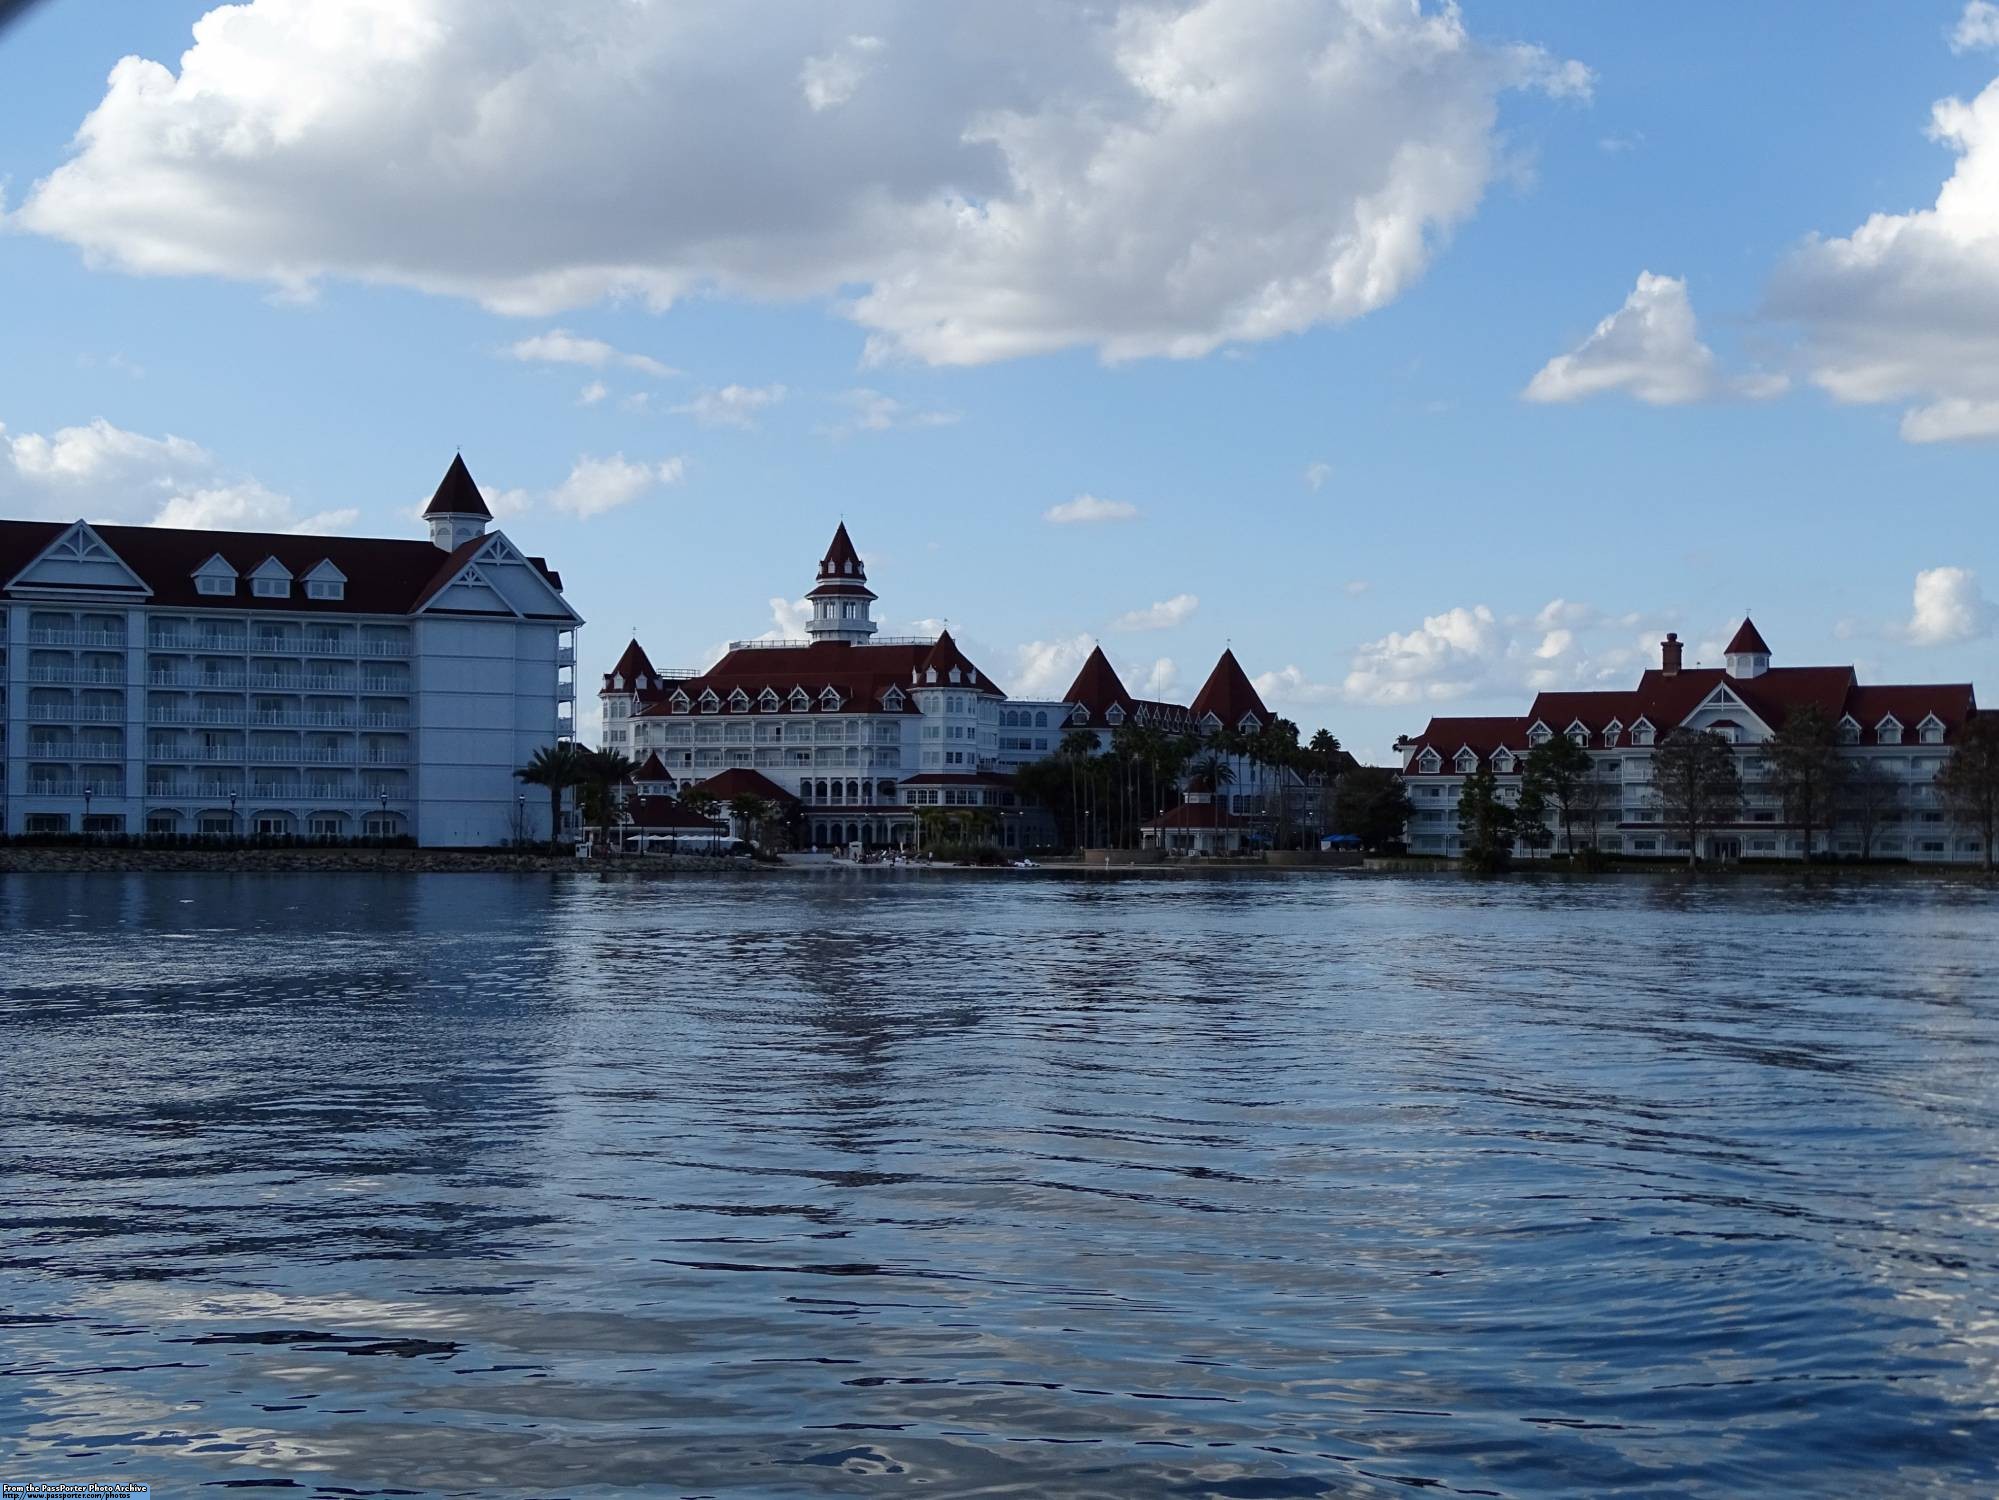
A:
1661;632;1683;676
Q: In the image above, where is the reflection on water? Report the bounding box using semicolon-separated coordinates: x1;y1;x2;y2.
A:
1;870;1996;1497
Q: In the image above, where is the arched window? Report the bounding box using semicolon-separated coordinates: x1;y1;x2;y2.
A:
1035;711;1047;728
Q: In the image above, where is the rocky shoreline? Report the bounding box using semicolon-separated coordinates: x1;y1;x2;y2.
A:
0;846;750;876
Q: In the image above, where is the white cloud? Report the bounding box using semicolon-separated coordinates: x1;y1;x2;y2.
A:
577;380;609;406
1343;579;1371;595
1525;272;1784;406
801;34;883;112
1254;663;1341;704
1337;598;1672;706
1138;656;1178;697
547;454;685;518
0;415;348;531
504;329;675;376
1769;77;1999;443
1304;461;1331;491
1904;565;1991;645
11;0;1586;366
1344;604;1503;705
758;596;813;640
1953;1;1999;52
820;387;960;437
1110;592;1198;632
674;384;786;429
1045;493;1138;525
1010;633;1097;699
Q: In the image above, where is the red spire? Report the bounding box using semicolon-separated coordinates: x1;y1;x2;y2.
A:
423;453;492;518
1724;618;1771;657
1190;648;1269;728
818;522;865;581
605;637;656;688
1061;644;1131;714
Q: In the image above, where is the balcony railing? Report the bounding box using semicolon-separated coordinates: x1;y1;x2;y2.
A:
148;633;411;658
27;630;127;648
28;669;125;686
30;706;124;723
28;780;124;796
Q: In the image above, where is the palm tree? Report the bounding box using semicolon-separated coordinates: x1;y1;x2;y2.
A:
516;741;586;845
576;747;637;843
1059;727;1098;851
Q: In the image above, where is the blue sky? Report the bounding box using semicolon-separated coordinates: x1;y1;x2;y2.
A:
1;0;1994;761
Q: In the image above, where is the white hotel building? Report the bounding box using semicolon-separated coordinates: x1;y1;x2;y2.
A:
602;524;1290;849
0;456;581;845
1397;621;1986;864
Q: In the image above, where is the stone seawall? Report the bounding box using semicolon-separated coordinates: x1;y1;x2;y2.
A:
0;847;751;876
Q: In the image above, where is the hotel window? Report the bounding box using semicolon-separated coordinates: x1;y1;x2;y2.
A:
307;580;344;600
146;813;177;835
1920;722;1944;744
25;813;70;834
197;576;235;596
253;577;289;598
1878;722;1903;745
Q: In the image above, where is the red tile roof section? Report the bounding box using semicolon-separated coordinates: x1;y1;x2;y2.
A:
818;522;866;581
1725;618;1772;656
1190;649;1269;727
606;638;658;688
632;637;1003;716
696;769;800;803
423;454;494;519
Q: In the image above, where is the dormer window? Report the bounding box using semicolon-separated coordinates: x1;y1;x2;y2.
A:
1492;751;1514;773
790;688;812;711
1919;714;1946;745
819;687;842;710
1072;704;1089;724
635;674;649;691
698;690;721;713
1877;716;1903;746
1454;749;1479;773
948;667;962;684
758;689;780;712
883;688;904;711
1604;721;1623;748
728;689;750;712
303;559;346;601
1105;705;1125;726
1838;717;1860;745
197;575;235;596
669;690;691;713
925;668;938;684
1632;719;1655;747
1528;723;1551;747
249;557;293;598
193;553;238;596
1416;749;1442;774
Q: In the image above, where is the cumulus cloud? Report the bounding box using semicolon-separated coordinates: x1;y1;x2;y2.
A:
1525;272;1785;406
758;596;814;641
1254;663;1342;704
547;454;685;518
10;0;1586;366
1769;76;1999;442
1010;633;1097;698
577;380;609;406
801;34;884;112
1343;579;1372;595
674;384;786;428
1111;593;1199;631
1953;1;1999;52
0;415;351;532
506;329;675;376
1304;461;1332;491
1904;565;1991;645
1337;598;1672;706
1045;493;1138;525
819;387;960;437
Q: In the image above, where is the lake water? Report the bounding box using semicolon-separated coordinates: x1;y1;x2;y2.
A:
1;870;1995;1498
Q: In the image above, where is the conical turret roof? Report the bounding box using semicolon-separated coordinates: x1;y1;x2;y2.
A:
1190;648;1269;728
423;454;492;519
1725;618;1771;656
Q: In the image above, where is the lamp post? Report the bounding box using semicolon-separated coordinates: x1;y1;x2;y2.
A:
229;789;238;843
82;785;92;840
378;786;388;837
516;792;526;846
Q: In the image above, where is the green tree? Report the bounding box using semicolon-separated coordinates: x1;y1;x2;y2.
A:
1332;766;1413;852
1059;727;1099;849
1456;765;1518;874
1521;734;1594;853
1767;705;1845;859
515;741;586;845
1838;755;1898;860
678;786;723;851
1652;728;1742;868
1936;714;1999;872
731;792;773;849
1513;774;1553;857
573;747;637;839
1188;748;1236;810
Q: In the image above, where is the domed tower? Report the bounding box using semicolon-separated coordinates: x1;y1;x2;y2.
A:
424;453;492;552
805;523;878;644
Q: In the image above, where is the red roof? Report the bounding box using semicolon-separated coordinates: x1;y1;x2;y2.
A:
898;771;1015;788
0;518;563;617
1060;645;1132;725
1725;618;1772;656
423;454;493;519
622;796;726;833
1190;649;1269;728
696;769;799;803
606;638;657;688
633;636;1002;717
817;522;866;582
1404;716;1527;772
632;751;674;782
1143;800;1250;830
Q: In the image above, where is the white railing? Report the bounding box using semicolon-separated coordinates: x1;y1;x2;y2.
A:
29;669;124;686
30;706;124;723
29;780;123;796
150;673;246;689
148;748;242;764
27;630;126;647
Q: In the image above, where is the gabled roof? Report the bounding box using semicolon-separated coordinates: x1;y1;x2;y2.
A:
0;518;562;616
697;768;799;803
606;638;657;687
1725;618;1772;656
1402;716;1527;773
1143;800;1251;830
633;637;1004;717
424;454;493;518
1190;648;1269;727
632;752;674;782
917;630;985;686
